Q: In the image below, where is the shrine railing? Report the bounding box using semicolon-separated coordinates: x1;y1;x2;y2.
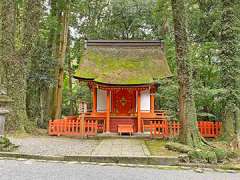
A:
48;116;102;137
48;115;222;138
145;120;222;138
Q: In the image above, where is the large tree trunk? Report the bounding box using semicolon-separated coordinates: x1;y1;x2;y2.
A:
43;0;58;123
66;34;74;115
219;0;240;148
51;1;70;119
1;0;42;132
171;0;202;146
24;0;42;127
1;0;28;132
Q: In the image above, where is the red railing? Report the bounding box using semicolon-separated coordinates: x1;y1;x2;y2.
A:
148;120;222;138
48;118;81;136
84;119;98;136
48;116;98;137
197;121;222;138
150;120;169;138
49;116;222;138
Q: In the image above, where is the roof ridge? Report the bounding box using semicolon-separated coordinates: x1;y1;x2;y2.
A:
86;40;164;48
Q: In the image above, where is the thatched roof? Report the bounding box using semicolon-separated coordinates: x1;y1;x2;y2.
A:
74;40;172;85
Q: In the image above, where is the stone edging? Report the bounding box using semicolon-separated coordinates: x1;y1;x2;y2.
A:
0;152;239;171
0;152;177;166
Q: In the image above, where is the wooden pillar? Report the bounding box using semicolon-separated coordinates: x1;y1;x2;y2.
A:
150;94;155;114
92;87;97;114
137;90;141;133
106;90;110;133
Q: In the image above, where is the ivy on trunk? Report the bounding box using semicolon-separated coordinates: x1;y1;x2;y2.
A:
171;0;202;146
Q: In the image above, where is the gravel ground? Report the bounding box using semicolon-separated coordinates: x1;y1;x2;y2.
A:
0;159;239;180
9;137;150;157
9;136;100;156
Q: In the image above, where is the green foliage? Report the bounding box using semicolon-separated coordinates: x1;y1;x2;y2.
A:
28;41;56;89
188;149;208;162
62;80;91;115
213;148;226;162
206;150;217;164
0;137;18;152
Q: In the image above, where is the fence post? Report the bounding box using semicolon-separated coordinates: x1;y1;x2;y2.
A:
80;114;85;138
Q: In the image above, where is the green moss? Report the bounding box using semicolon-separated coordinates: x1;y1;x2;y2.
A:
188;149;208;162
145;140;180;156
214;148;226;162
74;47;172;84
165;142;193;153
206;151;217;164
0;137;18;152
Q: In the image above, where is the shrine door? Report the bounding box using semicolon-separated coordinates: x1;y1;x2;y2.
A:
111;89;136;115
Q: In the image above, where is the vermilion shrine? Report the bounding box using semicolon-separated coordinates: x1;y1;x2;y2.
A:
74;40;171;134
48;40;222;138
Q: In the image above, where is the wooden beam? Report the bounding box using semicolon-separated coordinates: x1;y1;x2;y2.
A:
137;90;141;133
92;87;97;114
106;90;110;133
150;94;155;114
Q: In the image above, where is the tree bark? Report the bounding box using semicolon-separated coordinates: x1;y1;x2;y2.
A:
171;0;202;146
219;0;240;148
51;1;70;119
1;0;28;132
66;36;74;115
24;0;42;127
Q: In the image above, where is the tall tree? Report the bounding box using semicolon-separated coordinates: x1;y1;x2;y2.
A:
1;0;28;132
24;0;43;126
1;0;43;132
51;0;70;119
171;0;202;146
219;0;240;148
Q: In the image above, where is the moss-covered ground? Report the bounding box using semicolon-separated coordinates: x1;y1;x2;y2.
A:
144;139;180;156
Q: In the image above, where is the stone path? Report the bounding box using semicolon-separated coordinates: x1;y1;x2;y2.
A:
9;136;99;156
9;137;150;157
92;139;150;156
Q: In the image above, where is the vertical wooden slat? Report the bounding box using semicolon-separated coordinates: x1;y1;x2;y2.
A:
106;90;110;133
137;90;141;133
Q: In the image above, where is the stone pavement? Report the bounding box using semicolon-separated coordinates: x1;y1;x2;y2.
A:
9;136;150;157
92;139;150;156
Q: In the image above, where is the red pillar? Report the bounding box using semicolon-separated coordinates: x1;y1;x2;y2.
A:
137;90;141;133
150;94;155;114
92;87;97;114
106;90;110;133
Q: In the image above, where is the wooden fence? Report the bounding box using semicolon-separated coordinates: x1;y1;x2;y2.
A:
49;117;222;138
48;117;98;137
197;121;222;138
148;120;222;138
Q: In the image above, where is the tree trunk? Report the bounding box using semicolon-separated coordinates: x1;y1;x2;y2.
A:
51;1;70;119
1;0;28;132
66;34;74;115
24;0;42;127
171;0;202;146
219;0;240;148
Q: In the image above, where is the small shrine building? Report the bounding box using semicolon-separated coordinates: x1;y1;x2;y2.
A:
73;40;172;134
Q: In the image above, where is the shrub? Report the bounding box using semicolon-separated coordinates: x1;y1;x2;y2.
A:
188;149;208;163
213;148;226;162
206;150;217;164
